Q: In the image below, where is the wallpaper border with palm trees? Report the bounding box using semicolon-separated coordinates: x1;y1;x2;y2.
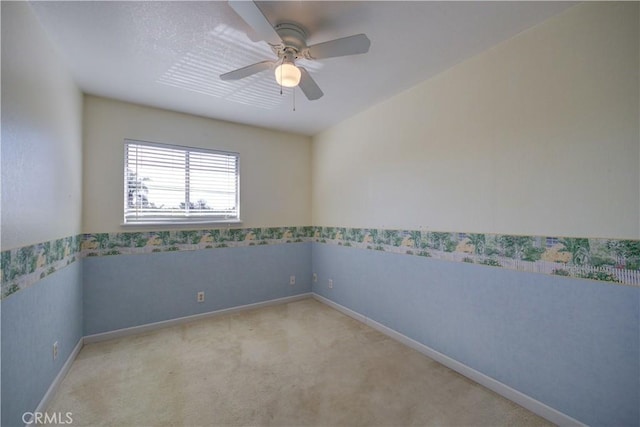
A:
310;227;640;287
2;227;639;299
1;234;82;299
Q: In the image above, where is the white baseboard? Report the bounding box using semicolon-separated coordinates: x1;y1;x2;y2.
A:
84;293;312;344
27;338;84;427
312;293;585;427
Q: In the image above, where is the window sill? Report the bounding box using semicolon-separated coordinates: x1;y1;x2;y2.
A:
120;220;243;228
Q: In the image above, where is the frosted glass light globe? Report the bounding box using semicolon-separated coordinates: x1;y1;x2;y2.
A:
275;63;301;87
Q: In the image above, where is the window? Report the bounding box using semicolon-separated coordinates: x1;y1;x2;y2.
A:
124;139;239;224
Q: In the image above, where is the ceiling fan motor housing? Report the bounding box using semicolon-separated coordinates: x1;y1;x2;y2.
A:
273;23;308;59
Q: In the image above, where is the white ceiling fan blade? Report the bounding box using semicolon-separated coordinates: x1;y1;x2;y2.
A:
305;34;371;60
298;67;323;100
228;1;282;46
220;60;275;80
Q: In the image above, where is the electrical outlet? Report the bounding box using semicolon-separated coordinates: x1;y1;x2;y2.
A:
289;275;296;285
197;291;205;302
313;273;317;282
328;279;333;289
53;341;58;361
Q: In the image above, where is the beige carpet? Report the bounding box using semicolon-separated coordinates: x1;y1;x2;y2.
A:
47;298;552;426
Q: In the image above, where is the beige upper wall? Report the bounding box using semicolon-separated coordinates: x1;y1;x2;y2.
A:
82;96;311;233
312;2;639;239
1;2;83;249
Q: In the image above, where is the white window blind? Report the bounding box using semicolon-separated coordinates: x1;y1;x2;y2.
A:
124;140;239;224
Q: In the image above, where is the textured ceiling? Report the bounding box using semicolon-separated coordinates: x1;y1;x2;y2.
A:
30;1;575;136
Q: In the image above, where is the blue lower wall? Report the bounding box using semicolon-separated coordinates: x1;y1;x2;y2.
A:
3;240;637;426
83;243;312;335
311;243;639;427
1;262;83;427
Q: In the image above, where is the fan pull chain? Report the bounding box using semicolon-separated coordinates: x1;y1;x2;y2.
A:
293;87;296;112
279;61;283;95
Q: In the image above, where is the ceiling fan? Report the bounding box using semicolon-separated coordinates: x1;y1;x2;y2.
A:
220;0;371;101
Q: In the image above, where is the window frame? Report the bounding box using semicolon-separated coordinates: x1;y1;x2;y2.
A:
123;139;240;226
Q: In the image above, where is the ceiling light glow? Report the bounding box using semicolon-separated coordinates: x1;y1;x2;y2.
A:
274;62;301;87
